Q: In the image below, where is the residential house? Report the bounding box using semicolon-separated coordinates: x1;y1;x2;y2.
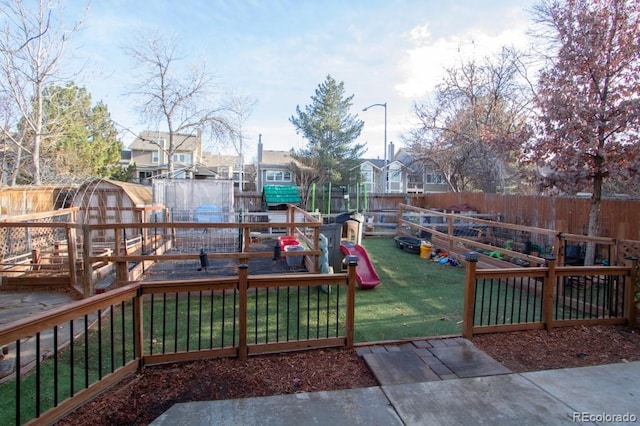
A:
127;130;201;183
255;136;308;209
356;158;385;193
255;136;299;193
252;136;448;197
125;131;240;185
352;144;448;194
394;148;448;193
200;152;236;180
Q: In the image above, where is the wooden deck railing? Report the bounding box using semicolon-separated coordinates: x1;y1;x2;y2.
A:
397;203;631;267
462;254;638;337
0;259;358;425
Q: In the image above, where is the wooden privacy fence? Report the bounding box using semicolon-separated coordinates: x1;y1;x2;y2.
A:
416;192;640;241
0;260;358;425
238;191;640;241
235;191;408;216
462;255;639;337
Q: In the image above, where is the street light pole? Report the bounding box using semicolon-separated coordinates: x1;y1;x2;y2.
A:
362;102;387;194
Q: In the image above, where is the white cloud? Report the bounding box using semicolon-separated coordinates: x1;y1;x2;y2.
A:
395;15;532;99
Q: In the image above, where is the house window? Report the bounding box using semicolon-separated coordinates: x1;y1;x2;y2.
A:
172;153;192;163
387;164;402;193
139;171;154;182
266;170;291;182
361;164;374;185
388;166;401;183
426;173;445;184
359;164;375;192
217;166;229;178
152;151;159;163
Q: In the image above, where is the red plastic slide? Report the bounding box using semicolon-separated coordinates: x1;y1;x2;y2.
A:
339;242;381;289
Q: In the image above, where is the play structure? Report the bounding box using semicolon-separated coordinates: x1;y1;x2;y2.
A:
339;242;381;289
324;212;380;290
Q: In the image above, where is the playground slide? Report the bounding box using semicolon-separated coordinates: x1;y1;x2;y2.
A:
339;242;381;289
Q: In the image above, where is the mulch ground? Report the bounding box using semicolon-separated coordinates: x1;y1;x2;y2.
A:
472;324;640;371
56;348;377;426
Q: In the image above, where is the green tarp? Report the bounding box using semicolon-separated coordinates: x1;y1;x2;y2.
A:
263;185;301;207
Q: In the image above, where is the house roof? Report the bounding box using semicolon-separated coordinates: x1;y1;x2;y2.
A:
260;150;301;166
192;165;218;177
262;185;301;206
350;159;384;171
201;152;240;168
395;150;422;170
129;131;200;152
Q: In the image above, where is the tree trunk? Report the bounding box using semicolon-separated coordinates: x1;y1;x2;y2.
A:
9;146;22;186
32;81;44;185
584;174;603;266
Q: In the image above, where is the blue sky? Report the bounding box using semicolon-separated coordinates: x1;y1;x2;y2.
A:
66;0;537;161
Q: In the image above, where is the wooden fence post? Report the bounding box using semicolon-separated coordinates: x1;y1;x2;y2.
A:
134;287;144;372
616;223;628;265
32;248;40;271
462;252;478;338
287;204;294;236
345;255;358;349
242;225;251;253
115;262;129;284
555;220;566;265
447;215;454;252
238;263;249;361
543;255;556;330
82;224;93;298
624;257;638;328
312;226;320;273
67;226;78;289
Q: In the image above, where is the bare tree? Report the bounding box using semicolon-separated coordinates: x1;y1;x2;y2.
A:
124;32;234;176
525;0;640;264
0;0;86;185
405;48;533;193
227;91;257;192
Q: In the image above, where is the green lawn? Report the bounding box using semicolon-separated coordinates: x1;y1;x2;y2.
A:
355;238;465;342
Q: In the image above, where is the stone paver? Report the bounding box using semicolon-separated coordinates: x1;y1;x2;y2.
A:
361;337;512;384
430;344;511;378
363;351;441;385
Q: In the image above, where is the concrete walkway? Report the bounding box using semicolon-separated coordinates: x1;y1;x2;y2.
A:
152;361;640;425
0;291;90;380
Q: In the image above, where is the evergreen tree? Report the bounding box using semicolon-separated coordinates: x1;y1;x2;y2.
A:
39;83;122;179
289;75;366;184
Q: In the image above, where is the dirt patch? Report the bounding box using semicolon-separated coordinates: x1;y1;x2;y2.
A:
57;325;640;425
56;348;377;426
472;324;640;372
